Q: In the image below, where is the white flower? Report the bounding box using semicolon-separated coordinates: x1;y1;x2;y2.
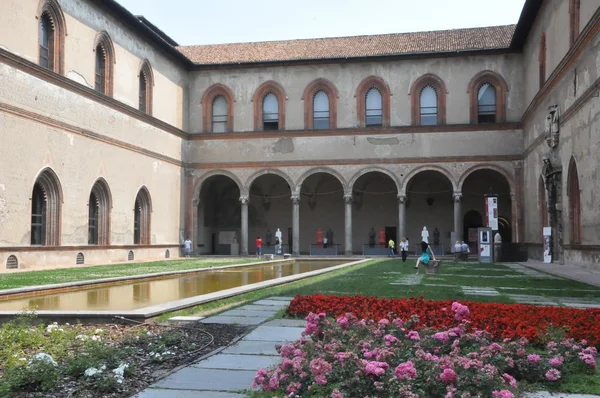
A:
100;365;107;371
75;335;88;341
84;367;101;377
146;332;152;336
95;328;103;334
112;363;128;377
91;335;101;341
30;353;58;367
18;358;26;361
46;324;59;333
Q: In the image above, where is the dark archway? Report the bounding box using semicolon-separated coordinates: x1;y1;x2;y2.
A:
567;157;581;245
248;174;292;254
31;168;62;246
197;175;241;255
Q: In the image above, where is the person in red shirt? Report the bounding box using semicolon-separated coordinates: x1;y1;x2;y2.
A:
256;236;263;257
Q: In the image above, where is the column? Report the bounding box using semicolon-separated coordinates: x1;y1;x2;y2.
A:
291;194;300;256
397;194;407;240
240;195;249;256
344;194;353;256
453;192;462;241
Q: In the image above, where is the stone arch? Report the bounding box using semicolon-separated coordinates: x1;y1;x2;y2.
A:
400;165;457;195
93;31;116;96
302;78;338;129
295;167;348;193
245;169;294;194
193;170;244;201
467;70;508;124
356;76;391;127
457;164;515;195
348;167;401;194
138;59;154;115
134;186;152;245
253;80;286;130
88;177;112;245
37;0;67;74
201;83;235;133
31;167;63;246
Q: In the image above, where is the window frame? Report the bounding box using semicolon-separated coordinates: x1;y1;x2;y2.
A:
468;70;507;124
356;76;391;128
253;81;286;131
410;73;447;126
202;83;235;133
30;168;62;246
93;31;115;97
37;0;66;74
302;78;338;130
138;60;154;115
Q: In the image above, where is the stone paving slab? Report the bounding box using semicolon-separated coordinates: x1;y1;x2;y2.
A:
267;296;296;301
244;325;304;342
564;303;600;309
135;389;247;397
193;353;281;370
262;318;307;328
168;316;205;322
553;297;600;304
219;309;279;317
253;299;290;306
523;392;600;398
153;368;257;391
222;340;280;356
462;287;501;296
238;304;285;312
507;294;559;305
200;316;270;325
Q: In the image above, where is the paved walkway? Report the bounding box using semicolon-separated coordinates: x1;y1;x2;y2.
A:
521;260;600;287
135;296;304;397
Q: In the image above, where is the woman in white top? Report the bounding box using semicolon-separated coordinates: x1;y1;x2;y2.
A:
399;237;409;262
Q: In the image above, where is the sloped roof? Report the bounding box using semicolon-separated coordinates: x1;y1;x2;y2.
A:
178;25;516;65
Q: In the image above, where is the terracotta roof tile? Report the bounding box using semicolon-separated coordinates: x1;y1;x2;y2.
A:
177;25;516;65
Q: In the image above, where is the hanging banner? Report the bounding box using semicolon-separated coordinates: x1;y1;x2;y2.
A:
543;227;552;263
485;197;499;231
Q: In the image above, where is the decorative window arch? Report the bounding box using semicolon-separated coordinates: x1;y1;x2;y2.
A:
88;178;112;245
93;31;115;96
37;0;66;74
468;71;508;124
538;175;548;228
539;32;547;90
201;83;235;133
253;81;286;131
567;157;581;245
356;76;391;127
569;0;580;46
138;60;154;115
302;78;338;129
410;74;447;125
31;168;62;246
133;187;152;245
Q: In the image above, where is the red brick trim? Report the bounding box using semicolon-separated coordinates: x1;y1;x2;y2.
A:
569;0;581;46
409;73;447;125
356;76;391;127
302;78;338;129
31;167;63;246
93;31;115;97
253;81;286;131
539;32;546;90
467;70;508;124
201;83;235;133
138;59;154;116
37;0;66;75
89;178;112;245
134;186;152;245
567;156;581;244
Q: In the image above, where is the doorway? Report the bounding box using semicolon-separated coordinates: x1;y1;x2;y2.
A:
385;226;397;245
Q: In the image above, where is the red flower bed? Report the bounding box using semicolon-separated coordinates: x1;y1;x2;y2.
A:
286;294;600;346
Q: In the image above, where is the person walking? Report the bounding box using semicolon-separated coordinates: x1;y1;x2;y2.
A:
255;236;263;257
184;236;192;258
388;237;395;257
399;237;409;262
415;241;437;273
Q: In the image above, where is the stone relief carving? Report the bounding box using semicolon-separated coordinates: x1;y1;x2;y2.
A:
544;105;560;149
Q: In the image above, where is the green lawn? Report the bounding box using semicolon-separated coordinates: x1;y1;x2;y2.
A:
0;258;260;290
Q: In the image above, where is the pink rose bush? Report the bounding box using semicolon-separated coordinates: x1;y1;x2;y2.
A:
253;303;598;397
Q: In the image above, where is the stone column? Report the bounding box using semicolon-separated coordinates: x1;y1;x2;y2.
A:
344;194;353;256
291;194;300;256
453;192;462;241
398;194;407;241
240;195;249;256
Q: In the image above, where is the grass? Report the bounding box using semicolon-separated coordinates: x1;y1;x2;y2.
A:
0;258;261;291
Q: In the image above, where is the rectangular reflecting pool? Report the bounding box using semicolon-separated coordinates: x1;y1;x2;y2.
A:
0;260;344;312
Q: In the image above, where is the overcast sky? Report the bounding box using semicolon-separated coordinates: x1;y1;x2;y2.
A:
115;0;527;46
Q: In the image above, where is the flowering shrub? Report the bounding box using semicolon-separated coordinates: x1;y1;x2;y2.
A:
255;304;597;397
286;295;600;345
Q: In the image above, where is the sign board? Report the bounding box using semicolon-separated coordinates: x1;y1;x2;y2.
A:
485;197;499;231
543;227;552;263
478;227;493;264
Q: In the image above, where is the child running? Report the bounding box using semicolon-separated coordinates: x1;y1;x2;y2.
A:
415;241;437;274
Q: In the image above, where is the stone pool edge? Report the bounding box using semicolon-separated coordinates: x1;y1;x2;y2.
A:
0;258;369;322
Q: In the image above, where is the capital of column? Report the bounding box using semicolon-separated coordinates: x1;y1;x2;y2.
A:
397;194;407;204
239;195;249;205
291;194;300;205
452;192;462;202
343;194;353;204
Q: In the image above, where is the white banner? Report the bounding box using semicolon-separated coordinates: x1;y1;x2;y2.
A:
543;227;552;263
486;197;498;230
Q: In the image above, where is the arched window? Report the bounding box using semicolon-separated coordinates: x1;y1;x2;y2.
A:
134;187;152;245
477;83;497;123
138;60;153;115
568;157;581;244
468;71;507;124
212;95;228;133
262;93;279;130
539;175;548;228
569;0;580;46
365;88;383;127
313;90;330;129
419;86;438;125
93;32;115;96
202;83;235;133
37;0;66;74
89;179;111;245
31;168;62;246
